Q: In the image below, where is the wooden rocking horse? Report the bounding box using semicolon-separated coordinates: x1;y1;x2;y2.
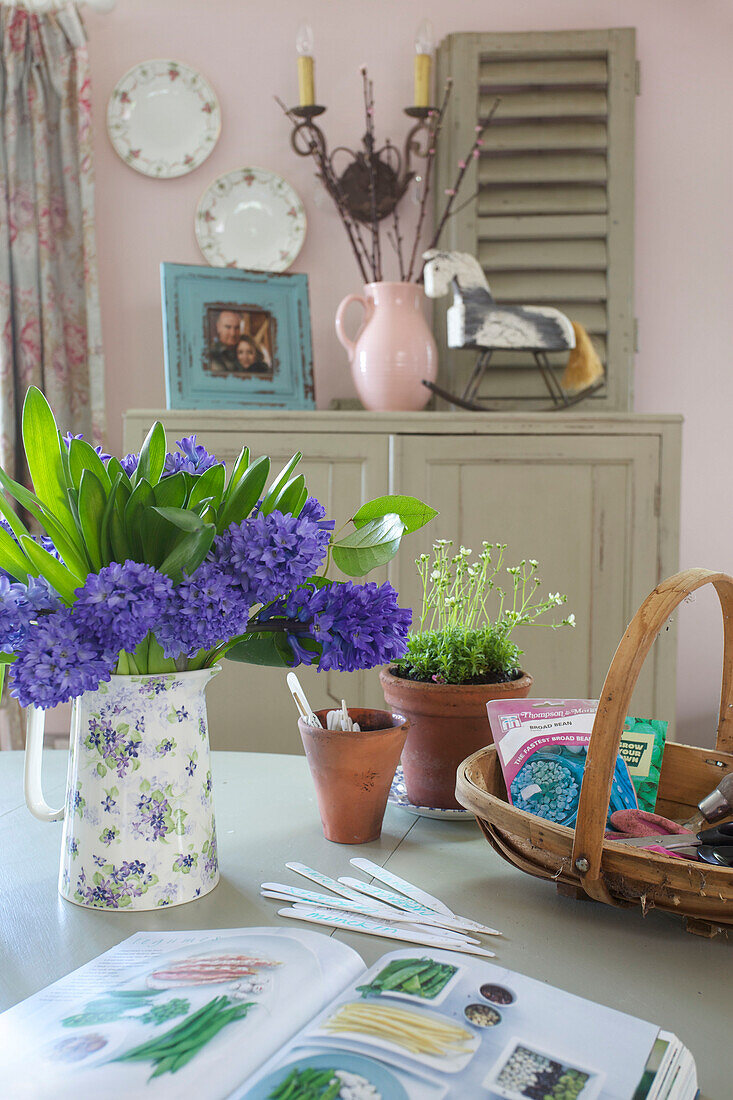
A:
422;249;605;411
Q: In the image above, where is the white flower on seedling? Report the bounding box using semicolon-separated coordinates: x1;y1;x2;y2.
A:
529;559;539;569
565;613;576;627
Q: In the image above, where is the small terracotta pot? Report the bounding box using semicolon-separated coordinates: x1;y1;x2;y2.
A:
298;708;409;844
379;668;533;810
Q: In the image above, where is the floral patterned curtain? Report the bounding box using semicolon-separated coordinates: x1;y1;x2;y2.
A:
0;5;105;477
0;4;105;748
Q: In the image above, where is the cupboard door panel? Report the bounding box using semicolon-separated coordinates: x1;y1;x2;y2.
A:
392;433;665;722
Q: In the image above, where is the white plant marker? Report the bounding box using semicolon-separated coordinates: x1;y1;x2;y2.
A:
286;673;322;727
350;857;502;936
278;905;496;957
260;885;480;943
338;877;500;937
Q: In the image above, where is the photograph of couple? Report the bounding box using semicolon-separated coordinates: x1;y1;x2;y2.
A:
206;306;274;378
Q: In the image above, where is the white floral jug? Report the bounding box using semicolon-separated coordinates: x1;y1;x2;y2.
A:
24;668;220;911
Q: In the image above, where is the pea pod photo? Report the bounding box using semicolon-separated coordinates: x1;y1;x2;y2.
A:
355;957;460;1006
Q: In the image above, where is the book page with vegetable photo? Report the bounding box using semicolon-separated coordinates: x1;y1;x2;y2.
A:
0;928;362;1099
0;932;696;1100
234;947;694;1100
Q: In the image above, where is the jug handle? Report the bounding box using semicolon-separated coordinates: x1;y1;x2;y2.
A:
335;294;370;362
24;705;65;822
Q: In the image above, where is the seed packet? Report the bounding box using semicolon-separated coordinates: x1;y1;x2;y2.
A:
488;699;638;829
619;717;667;813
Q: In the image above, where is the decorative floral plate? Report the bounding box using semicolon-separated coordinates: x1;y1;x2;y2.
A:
107;60;220;178
195;167;306;271
389;765;471;821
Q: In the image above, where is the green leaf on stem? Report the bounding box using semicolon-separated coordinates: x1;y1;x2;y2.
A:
152;472;187;510
0;492;30;542
352;495;438;534
106;458;133;491
77;470;107;571
151;507;208;534
188;464;226;511
123;479;154;560
269;474;306;517
225;631;295;667
217;455;270;532
158;526;215;584
224;446;250;496
20;536;82;602
331;513;406;577
260;452;302;516
21;388;81;550
100;473;122;564
68;438;112;493
134;422;166;487
0;525;31;581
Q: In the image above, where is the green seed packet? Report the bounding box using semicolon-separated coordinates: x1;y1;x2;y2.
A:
620;717;667;812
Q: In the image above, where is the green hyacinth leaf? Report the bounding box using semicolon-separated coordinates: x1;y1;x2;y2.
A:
77;470;107;571
105;458;133;492
151;507;208;533
217;455;270;532
152;472;187;510
0;493;30;544
225;631;296;667
158;525;216;585
352;495;438;534
21;388;82;552
20;536;82;602
134;421;166;488
0;526;31;581
188;463;226;511
269;474;306;517
260;452;302;516
224;446;250;496
331;513;405;577
68;438;112;493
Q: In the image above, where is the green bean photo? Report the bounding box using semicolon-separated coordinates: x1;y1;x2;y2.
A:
114;995;253;1080
355;957;457;1000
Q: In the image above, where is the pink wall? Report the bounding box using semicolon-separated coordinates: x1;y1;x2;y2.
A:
84;0;733;744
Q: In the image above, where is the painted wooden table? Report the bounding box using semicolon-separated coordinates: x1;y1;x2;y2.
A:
0;751;727;1098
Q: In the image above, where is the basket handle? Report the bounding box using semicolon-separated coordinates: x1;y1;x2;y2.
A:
572;568;733;902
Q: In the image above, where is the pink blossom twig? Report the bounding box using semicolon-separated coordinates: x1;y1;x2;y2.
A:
406;80;453;282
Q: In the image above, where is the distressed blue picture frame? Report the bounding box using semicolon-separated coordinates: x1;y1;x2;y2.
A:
161;262;315;409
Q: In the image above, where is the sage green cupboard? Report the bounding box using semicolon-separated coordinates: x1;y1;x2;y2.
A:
124;411;681;752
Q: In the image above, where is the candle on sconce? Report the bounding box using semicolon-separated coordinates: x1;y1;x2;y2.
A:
413;18;434;108
296;23;315;107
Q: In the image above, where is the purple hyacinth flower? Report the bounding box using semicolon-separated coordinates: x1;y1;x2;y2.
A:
163;435;221;476
72;561;174;656
119;452;139;477
155;561;250;659
256;580;412;673
210;507;331;607
9;610;115;708
0;574;61;652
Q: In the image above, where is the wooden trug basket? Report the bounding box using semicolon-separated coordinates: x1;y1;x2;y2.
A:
456;569;733;938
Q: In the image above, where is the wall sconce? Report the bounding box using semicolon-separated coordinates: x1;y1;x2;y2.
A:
280;22;436;226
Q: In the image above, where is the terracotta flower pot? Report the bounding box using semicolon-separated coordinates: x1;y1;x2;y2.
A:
379;667;533;810
298;707;409;844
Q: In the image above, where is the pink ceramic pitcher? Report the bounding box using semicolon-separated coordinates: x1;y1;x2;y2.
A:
335;282;438;411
